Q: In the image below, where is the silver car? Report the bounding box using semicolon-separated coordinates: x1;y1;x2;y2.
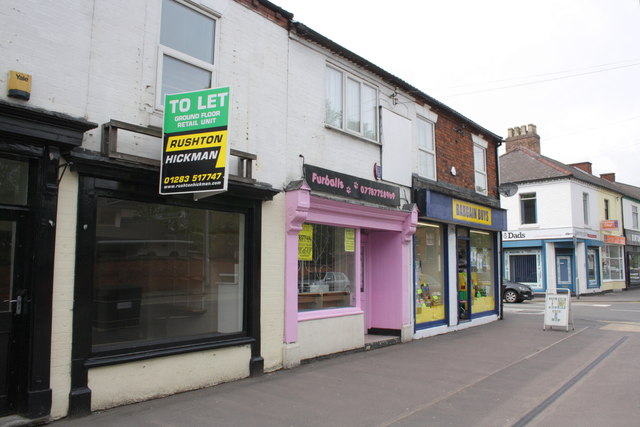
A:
298;272;351;293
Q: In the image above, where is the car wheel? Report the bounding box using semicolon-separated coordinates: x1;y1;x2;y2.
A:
504;289;520;303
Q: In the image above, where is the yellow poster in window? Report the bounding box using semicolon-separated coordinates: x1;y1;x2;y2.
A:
344;228;355;252
298;223;313;261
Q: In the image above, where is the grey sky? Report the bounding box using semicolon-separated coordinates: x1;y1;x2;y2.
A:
274;0;640;186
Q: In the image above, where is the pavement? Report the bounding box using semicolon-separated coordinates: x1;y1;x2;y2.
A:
6;287;640;427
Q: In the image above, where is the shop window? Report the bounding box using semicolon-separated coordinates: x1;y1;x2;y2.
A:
470;230;495;314
325;65;378;142
0;157;29;206
506;251;541;286
415;223;445;325
602;244;624;281
629;252;640;282
297;223;355;311
157;0;216;107
92;197;245;350
520;193;537;224
417;117;436;180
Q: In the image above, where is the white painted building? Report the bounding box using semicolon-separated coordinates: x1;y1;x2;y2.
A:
500;125;626;295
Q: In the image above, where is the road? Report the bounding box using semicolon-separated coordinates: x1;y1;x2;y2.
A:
48;294;640;427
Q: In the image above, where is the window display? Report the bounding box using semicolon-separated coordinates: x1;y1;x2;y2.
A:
92;198;245;349
415;223;445;324
297;223;355;311
470;230;495;313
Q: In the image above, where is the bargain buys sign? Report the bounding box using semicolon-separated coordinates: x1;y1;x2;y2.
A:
160;87;230;195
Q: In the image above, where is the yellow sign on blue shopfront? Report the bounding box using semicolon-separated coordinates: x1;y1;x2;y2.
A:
452;199;492;226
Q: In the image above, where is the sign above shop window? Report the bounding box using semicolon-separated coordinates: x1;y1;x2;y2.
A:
304;164;400;207
452;199;491;226
604;234;626;245
159;87;230;197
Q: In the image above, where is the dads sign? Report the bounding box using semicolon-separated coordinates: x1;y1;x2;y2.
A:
160;87;230;195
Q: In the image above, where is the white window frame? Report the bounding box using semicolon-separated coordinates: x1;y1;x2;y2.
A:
520;192;537;225
633;205;639;229
155;0;219;109
472;134;488;195
325;64;379;142
602;244;624;281
582;192;589;225
416;116;436;180
504;249;543;290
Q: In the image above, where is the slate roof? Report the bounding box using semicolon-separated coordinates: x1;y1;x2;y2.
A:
499;147;632;196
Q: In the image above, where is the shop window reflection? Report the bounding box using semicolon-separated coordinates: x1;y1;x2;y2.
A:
470;230;495;313
415;223;445;324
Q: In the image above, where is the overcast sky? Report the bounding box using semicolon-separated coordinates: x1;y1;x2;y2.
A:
273;0;640;186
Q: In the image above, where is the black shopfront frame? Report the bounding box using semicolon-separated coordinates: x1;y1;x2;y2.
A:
68;151;276;416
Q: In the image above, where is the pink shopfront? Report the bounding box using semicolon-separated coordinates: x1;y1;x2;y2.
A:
283;165;416;365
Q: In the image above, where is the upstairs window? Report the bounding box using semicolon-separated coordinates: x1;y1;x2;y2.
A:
604;199;610;220
633;205;639;229
472;135;488;194
520;193;537;224
417;117;436;180
158;0;216;107
582;193;589;225
325;65;378;141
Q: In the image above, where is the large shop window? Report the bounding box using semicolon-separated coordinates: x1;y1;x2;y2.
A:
415;223;445;325
470;231;495;314
505;250;541;287
297;223;355;311
602;244;624;281
92;198;245;350
158;0;216;107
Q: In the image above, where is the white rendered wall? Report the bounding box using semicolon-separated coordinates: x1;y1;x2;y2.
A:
622;198;640;232
89;345;250;411
260;194;286;372
297;315;364;361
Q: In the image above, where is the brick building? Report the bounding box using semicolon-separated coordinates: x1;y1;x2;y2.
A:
0;0;504;421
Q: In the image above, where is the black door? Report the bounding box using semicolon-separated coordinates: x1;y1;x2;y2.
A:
0;211;26;416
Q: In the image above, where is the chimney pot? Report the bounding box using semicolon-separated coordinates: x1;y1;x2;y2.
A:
504;123;541;154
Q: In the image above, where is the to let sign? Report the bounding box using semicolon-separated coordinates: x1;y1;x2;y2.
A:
159;87;230;195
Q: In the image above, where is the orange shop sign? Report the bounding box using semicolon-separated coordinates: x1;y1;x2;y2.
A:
604;235;626;245
601;220;619;230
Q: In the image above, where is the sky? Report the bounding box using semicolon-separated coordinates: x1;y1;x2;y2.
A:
272;0;640;186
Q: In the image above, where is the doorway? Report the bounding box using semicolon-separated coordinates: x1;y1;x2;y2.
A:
457;228;470;322
0;212;27;416
556;250;574;293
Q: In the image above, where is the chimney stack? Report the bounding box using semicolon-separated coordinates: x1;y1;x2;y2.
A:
505;124;540;154
600;173;616;182
569;162;593;175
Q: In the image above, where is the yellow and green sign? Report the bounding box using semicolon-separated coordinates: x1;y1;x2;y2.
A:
298;224;314;261
452;199;492;225
160;87;230;195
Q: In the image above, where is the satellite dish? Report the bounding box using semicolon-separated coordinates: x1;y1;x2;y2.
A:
498;183;518;197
